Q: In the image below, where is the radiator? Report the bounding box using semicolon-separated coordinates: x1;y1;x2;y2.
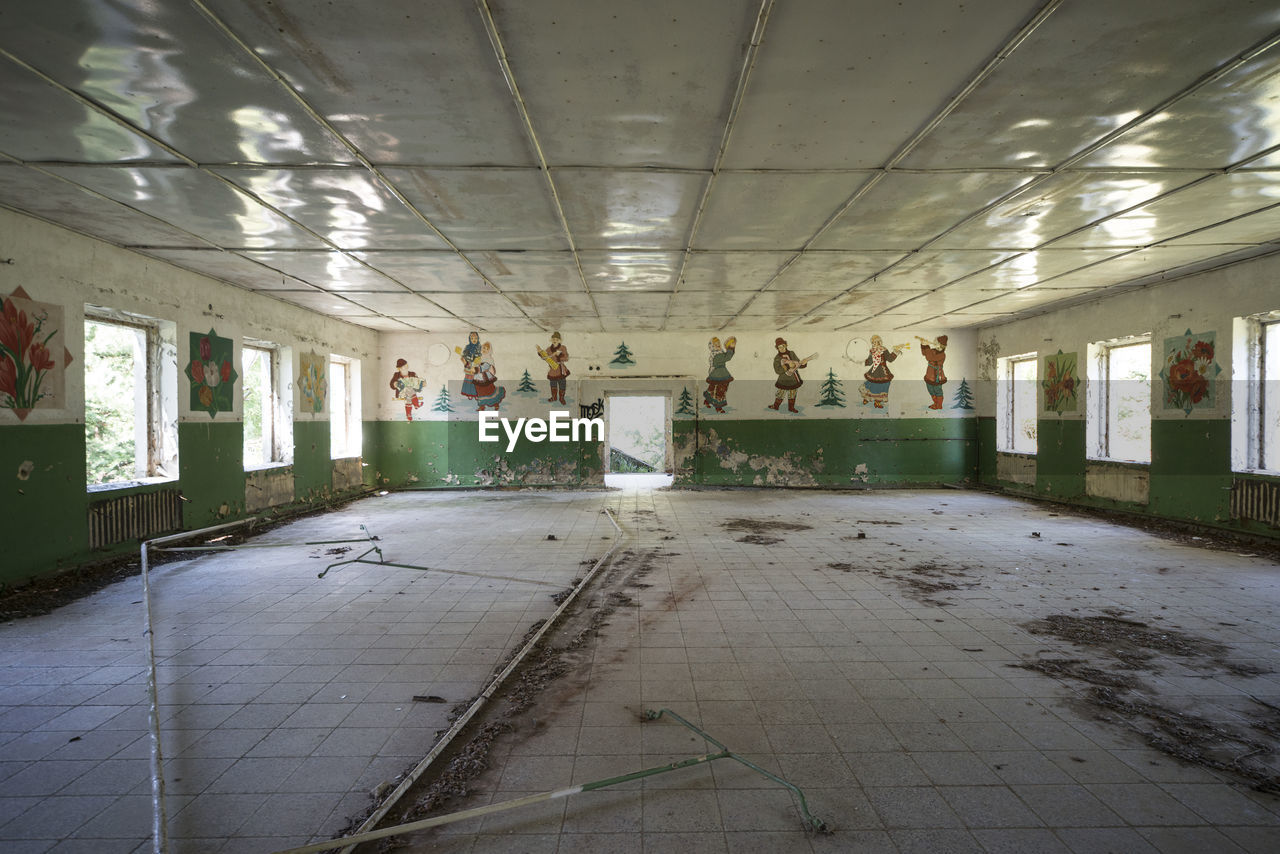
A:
1229;478;1280;528
88;488;184;548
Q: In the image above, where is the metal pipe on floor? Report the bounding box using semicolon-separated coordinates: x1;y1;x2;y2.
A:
322;505;625;854
141;518;258;854
272;707;826;854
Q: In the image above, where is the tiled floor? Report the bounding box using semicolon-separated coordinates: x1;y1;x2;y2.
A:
2;485;1279;853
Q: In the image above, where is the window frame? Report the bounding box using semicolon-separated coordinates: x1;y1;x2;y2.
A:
241;339;292;470
1086;335;1152;465
83;308;178;490
1233;311;1280;474
997;352;1038;454
329;354;361;460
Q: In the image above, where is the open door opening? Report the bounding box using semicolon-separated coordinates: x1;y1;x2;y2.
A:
604;394;673;489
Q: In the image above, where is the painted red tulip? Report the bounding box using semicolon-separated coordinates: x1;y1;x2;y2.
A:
221;360;232;382
199;336;212;361
191;359;205;384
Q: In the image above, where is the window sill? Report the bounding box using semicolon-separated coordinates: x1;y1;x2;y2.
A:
244;461;292;474
87;476;178;494
996;450;1037;458
1086;458;1150;468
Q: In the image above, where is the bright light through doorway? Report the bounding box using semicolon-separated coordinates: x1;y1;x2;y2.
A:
605;394;673;489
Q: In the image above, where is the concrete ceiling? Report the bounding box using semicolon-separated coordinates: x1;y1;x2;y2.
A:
2;0;1280;335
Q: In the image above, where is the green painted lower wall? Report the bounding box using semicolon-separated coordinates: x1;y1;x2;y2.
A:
371;419;603;488
976;417;1280;538
1036;418;1086;499
2;418;372;587
1;423;90;583
674;417;976;486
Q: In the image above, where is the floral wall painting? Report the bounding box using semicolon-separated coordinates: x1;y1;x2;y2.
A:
298;350;326;414
1042;350;1079;414
0;287;71;420
186;329;237;418
1161;329;1220;415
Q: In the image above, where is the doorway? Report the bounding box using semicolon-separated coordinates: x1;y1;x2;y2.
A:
604;394;673;488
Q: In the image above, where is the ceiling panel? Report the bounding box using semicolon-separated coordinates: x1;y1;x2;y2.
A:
954;248;1133;291
0;61;180;163
0;1;356;164
197;0;534;166
869;250;1025;291
814;172;1037;250
0;165;203;248
1077;42;1280;169
680;252;794;292
464;316;546;333
898;0;1278;169
381;167;568;250
555;169;705;250
933;171;1209;250
421;293;528;319
1;2;1278;334
342;293;457;316
41;166;328;249
402;317;484;333
1050;172;1280;249
733;291;832;317
487;0;756;169
1161;204;1280;246
271;291;377;316
506;292;598;315
592;293;673;318
139;249;317;292
723;0;1045;169
214;168;449;250
666;315;738;330
237;251;404;291
352;251;493;293
467;252;586;293
343;317;421;332
695;172;869;249
771;252;907;291
579;251;681;292
1030;245;1246;290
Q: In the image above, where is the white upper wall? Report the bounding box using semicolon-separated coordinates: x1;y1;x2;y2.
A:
975;251;1280;421
0;208;379;426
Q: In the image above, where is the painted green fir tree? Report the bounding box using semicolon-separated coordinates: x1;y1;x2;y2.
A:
610;341;636;366
951;378;974;410
676;387;695;416
516;369;537;394
431;384;453;413
815;368;846;407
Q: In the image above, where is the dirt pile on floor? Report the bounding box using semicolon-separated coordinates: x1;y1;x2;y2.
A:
1017;612;1280;793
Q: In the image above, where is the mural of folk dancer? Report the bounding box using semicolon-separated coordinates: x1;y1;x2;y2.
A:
769;337;816;412
389;358;425;421
703;336;736;413
536;331;570;404
470;341;506;410
917;334;949;409
859;335;909;408
455;330;482;402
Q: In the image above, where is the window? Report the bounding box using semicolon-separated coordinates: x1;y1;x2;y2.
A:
1233;312;1280;472
1087;337;1151;463
997;353;1038;453
242;341;292;469
84;310;177;487
329;354;361;459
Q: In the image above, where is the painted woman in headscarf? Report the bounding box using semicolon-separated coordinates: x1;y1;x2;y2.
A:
860;335;906;409
470;341;506;411
455;331;481;400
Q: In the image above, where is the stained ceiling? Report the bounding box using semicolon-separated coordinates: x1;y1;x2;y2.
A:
2;0;1280;334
